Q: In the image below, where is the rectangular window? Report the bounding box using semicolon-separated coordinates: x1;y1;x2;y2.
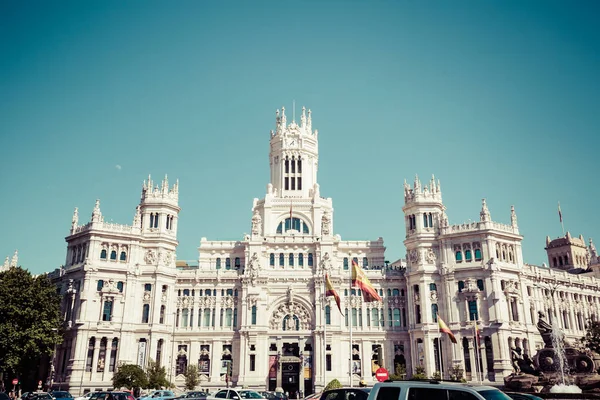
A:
352;308;358;327
468;300;478;321
216;258;221;269
251;306;257;325
284;177;289;190
291;178;295;190
291;160;295;173
250;354;256;371
415;304;421;324
326;354;332;371
102;300;113;322
298;159;302;173
297;177;302;190
325;306;331;325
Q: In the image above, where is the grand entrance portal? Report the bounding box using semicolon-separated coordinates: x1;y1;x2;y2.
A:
281;361;300;397
267;341;314;399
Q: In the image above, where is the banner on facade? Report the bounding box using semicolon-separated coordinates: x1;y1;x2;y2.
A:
269;356;277;378
352;360;361;375
137;341;147;367
199;360;210;374
417;341;424;367
303;355;312;379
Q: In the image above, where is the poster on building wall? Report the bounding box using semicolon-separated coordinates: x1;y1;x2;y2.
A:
303;356;312;379
137;341;147;367
417;342;424;367
199;360;210;374
220;360;230;374
352;360;361;375
269;356;277;378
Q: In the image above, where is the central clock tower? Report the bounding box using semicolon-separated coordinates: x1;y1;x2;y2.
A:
269;106;319;198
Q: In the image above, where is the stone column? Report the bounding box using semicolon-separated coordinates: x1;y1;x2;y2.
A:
210;341;222;383
361;340;372;382
299;337;306;396
478;340;488;381
276;339;283;390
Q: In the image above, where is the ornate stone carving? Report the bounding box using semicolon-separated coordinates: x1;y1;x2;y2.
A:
440;263;454;276
269;302;311;330
144;249;157;265
143;291;151;301
430;290;438;302
319;252;332;272
321;212;331;236
409;249;420;264
247;253;260;286
251;211;262;236
159;250;174;266
426;248;436;264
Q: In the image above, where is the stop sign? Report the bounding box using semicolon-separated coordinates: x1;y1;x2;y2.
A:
12;379;18;385
375;367;389;382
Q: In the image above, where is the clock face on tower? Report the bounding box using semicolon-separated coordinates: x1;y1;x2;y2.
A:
288;139;298;148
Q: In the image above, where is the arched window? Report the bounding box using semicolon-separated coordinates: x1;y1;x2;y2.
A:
343;258;349;270
423;213;428;228
120;251;127;261
160;305;165;324
387;289;392;297
428;213;433;228
276;217;310;234
465;250;472;262
86;337;95;371
458;281;465;292
110;250;117;260
477;279;484;291
216;258;221;269
299;253;304;266
226;289;233;296
97;338;107;372
392;289;400;296
455;251;462;262
289;253;294;266
182;309;189;327
144;284;152;292
251;306;257;325
97;280;104;291
234;289;238;297
234;257;240;269
270;253;275;266
142;304;150;323
474;249;482;261
279;253;284;266
225;308;233;327
117;281;124;292
225;258;231;270
308;253;314;266
363;257;368;267
431;304;439;322
100;249;107;259
429;283;437;291
183;289;190;296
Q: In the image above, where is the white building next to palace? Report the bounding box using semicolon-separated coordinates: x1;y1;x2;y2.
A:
47;107;600;396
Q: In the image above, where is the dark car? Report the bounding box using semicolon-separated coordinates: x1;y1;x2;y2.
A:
176;394;208;400
52;392;74;400
504;393;543;400
28;394;53;400
319;388;369;400
90;392;135;400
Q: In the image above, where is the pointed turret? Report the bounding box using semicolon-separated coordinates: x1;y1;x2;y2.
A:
511;205;518;227
10;250;18;268
133;205;142;228
91;200;102;223
480;199;491;222
590;238;598;259
71;207;79;233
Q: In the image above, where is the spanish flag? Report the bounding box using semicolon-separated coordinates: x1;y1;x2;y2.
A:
352;260;382;302
438;315;457;344
325;274;343;315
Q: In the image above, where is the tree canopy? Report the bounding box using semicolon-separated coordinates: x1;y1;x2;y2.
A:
0;266;62;387
581;320;600;354
184;365;199;390
147;359;171;389
113;364;149;390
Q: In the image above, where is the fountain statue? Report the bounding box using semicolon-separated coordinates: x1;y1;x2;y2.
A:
504;311;600;394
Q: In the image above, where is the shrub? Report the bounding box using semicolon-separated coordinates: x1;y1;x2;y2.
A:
412;366;427;380
324;379;342;391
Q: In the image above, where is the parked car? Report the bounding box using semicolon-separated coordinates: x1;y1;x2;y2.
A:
26;393;53;400
51;392;74;400
366;381;513;400
175;393;208;400
319;388;370;400
504;393;543;400
74;392;95;400
207;390;265;400
89;392;136;400
138;392;176;400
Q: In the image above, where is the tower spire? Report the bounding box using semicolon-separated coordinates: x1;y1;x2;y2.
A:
480;199;490;222
511;205;518;227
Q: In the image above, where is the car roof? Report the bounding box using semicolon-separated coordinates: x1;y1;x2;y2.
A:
374;381;499;391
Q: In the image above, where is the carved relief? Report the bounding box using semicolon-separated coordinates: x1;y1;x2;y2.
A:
269;302;311;330
321;212;331;236
426;248;436;264
319;252;332;272
251;211;262;236
247;253;260;286
409;249;420;264
430;290;438;302
144;249;157;265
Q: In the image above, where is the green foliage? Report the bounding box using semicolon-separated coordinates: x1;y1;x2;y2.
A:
324;379;342;391
147;359;171;389
581;320;600;354
184;365;200;390
449;365;466;382
113;364;149;390
388;363;406;380
431;371;441;380
412;366;427;380
0;267;62;384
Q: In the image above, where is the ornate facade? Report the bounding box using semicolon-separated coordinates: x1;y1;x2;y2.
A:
48;107;600;395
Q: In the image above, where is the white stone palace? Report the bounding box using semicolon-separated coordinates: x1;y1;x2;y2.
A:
47;107;600;396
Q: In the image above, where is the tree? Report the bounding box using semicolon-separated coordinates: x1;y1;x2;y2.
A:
324;379;342;391
412;366;427;380
388;363;406;381
184;364;199;390
581;320;600;354
113;364;149;390
147;359;171;389
0;267;62;390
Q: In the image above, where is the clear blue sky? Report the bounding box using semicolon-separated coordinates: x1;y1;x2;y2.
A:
1;1;599;274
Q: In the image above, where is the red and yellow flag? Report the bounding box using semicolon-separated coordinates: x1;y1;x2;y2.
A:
438;315;457;344
325;274;343;315
351;260;382;302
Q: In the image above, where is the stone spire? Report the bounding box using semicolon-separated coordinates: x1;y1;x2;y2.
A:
162;174;169;193
307;108;312;133
10;250;18;268
2;256;8;270
480;199;491;222
510;205;518;227
91;199;102;223
133;205;142;228
591;238;598;259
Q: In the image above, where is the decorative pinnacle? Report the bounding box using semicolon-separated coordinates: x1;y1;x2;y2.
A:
511;205;518;227
480;199;490;222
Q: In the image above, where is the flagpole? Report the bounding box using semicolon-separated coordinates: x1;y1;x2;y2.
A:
323;274;327;389
349;264;353;388
473;322;480;384
437;312;443;379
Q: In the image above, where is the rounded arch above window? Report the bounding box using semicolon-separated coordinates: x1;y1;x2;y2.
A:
276;217;311;234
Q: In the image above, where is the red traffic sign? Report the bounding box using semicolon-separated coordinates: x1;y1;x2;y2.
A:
12;379;18;385
375;367;389;382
